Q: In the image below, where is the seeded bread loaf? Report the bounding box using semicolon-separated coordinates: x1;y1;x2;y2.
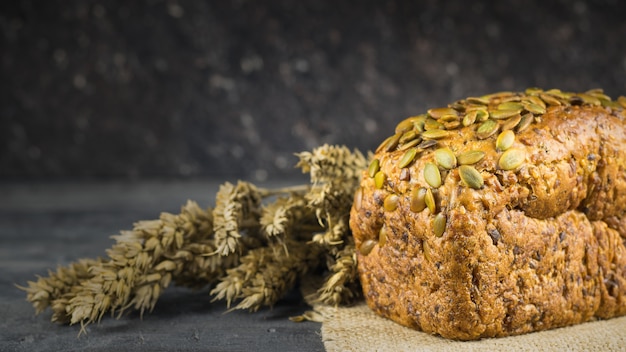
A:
349;89;626;340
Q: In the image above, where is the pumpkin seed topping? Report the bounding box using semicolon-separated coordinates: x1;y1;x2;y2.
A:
399;148;418;168
433;213;446;237
522;101;546;115
368;159;380;178
515;113;534;133
424;188;436;213
359;239;377;256
463;110;478;126
577;93;602;106
525;95;546;108
428;107;458;118
499;148;526;170
476;119;499;139
459;165;484;189
354;187;363;210
422;129;450;140
374;171;386;189
417;139;438;150
424;118;444;131
410;187;427;213
497;102;524;111
496;130;515;151
378;226;388;247
398;138;421;151
434;148;457;169
457;150;485;165
399;130;419;144
424;162;442;188
395;117;417;134
377;133;401;153
383;194;399;212
490;109;522;120
500;113;522;131
475;109;490;122
539;93;562;106
466;96;490;105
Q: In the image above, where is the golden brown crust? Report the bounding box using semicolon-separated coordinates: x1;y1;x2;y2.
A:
350;90;626;340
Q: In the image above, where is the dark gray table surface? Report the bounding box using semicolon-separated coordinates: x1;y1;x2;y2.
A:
0;181;324;352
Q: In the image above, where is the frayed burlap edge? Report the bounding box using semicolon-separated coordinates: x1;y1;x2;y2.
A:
302;279;626;352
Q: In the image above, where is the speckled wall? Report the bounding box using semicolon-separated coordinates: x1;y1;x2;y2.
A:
2;0;625;181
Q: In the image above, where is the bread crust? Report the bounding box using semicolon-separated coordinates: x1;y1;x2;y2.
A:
350;92;626;340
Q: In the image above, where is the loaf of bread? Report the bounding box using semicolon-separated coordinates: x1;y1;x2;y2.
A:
349;89;626;340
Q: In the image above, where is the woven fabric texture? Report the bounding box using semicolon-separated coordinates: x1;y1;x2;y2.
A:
312;301;626;352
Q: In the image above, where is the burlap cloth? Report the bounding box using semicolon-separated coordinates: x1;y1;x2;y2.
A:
299;275;625;352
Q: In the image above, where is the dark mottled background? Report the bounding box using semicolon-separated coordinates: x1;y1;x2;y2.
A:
2;0;626;181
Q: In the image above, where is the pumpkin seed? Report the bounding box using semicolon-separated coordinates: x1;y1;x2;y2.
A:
585;88;604;95
463;110;478;126
359;239;377;256
459;165;484;189
475;109;490;121
482;91;515;101
450;101;465;111
525;87;543;95
443;120;461;129
424;118;444;131
428;107;458;118
398;138;422;151
379;226;388;247
399;148;418;168
374;171;386;189
498;148;526;170
424;162;442;188
417;139;438;150
601;99;621;109
498;102;524;111
383;194;399;212
490;109;522;120
437;114;460;123
525;95;546;108
588;91;611;101
354;187;363;210
410;187;427;212
545;89;571;99
515;113;533;133
434;148;457;169
395;118;414;134
425;188;436;213
395;116;418;134
413;115;427;132
539;93;562;106
377;133;401;153
457;150;485;165
476;119;499;139
522;101;546;115
577;93;601;106
500;113;522;131
496;130;515;151
499;95;522;103
433;213;446;237
422;129;450;139
368;159;380;178
423;240;431;261
399;130;419;144
466;96;490;105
